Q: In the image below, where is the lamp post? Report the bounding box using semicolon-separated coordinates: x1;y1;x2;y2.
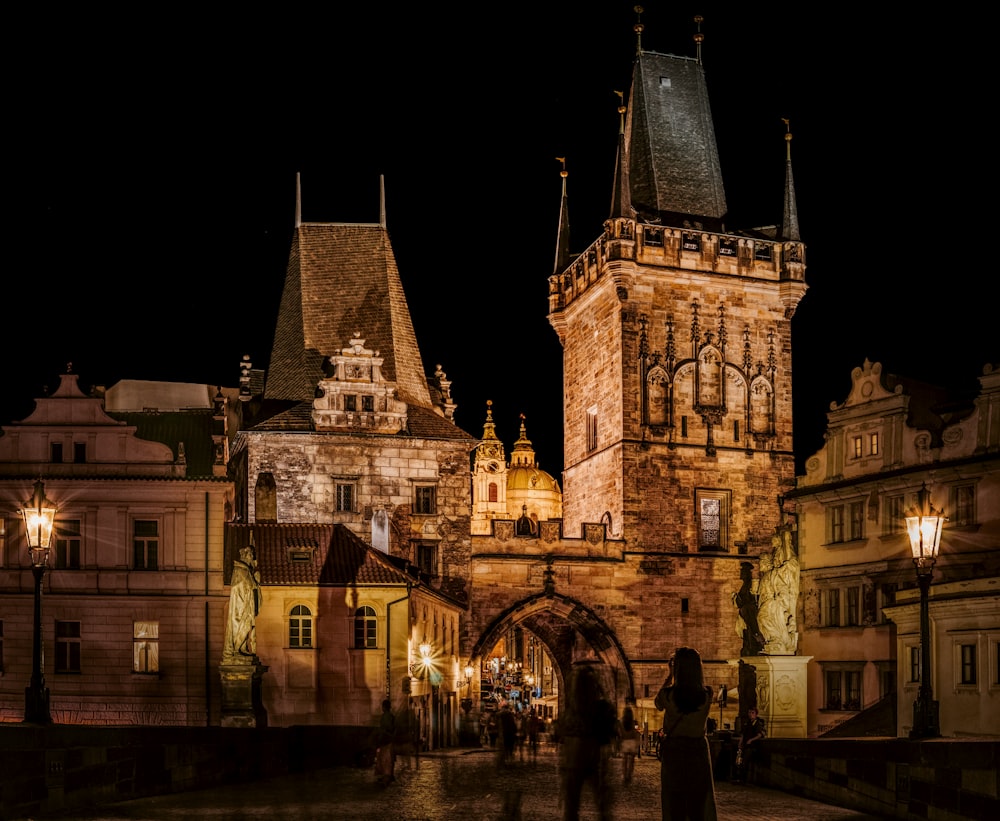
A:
460;663;475;715
20;479;56;725
905;483;943;739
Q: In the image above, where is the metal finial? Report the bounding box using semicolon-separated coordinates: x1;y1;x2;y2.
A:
634;5;644;54
693;15;704;63
556;156;567;179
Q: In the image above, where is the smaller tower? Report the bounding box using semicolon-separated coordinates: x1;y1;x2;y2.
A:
471;401;509;535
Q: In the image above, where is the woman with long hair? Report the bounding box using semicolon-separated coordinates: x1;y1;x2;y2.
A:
654;647;717;820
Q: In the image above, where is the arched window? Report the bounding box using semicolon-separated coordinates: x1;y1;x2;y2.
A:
255;472;277;523
488;482;498;503
289;605;313;648
354;605;377;649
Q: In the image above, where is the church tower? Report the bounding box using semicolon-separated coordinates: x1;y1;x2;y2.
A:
548;16;807;562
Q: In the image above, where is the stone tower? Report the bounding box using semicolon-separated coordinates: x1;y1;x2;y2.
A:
546;20;807;652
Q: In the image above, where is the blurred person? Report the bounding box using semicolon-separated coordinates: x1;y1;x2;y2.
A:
619;705;640;785
654;648;717;820
734;706;766;784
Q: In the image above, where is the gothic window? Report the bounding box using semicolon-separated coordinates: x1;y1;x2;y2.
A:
647;370;668;426
697;349;722;407
255;472;277;523
695;488;730;551
750;380;772;435
133;621;159;673
354;606;377;649
290;605;313;648
643;227;663;247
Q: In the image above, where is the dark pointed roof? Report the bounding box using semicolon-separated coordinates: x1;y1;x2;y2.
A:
553;159;571;275
609;93;631;220
265;220;432;409
780;125;801;242
624;50;727;229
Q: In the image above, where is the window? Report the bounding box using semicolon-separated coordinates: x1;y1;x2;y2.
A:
960;644;977;685
849;501;865;541
335;482;355;513
869;433;879;456
416;542;438;576
362;395;374;412
853;436;863;459
289;605;313;648
845;586;861;626
878;583;897;624
950;484;976;527
55;621;81;673
909;646;921;683
354;606;377;649
829;505;845;544
681;416;688;438
133;621;159;673
344;394;357;412
682;233;701;252
733;420;740;442
586;407;598;452
488;482;498;503
73;442;86;463
695;489;730;551
822;589;841;627
54;519;81;569
414;486;437;515
753;243;773;261
51;442;63;463
0;620;4;674
822;664;862;710
884;495;905;535
643;227;663;247
133;520;159;570
719;238;738;257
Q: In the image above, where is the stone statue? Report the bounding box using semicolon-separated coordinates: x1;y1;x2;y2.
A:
757;532;800;654
733;561;764;656
224;545;262;663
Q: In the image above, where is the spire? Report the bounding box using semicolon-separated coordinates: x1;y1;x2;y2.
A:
510;413;537;468
634;4;644;55
379;174;386;228
610;91;631;219
553;158;571;275
480;400;499;443
295;172;302;228
780;119;801;242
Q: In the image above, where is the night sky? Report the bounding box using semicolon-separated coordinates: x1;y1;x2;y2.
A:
6;5;996;477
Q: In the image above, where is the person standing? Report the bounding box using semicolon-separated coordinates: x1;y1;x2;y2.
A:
557;659;617;821
527;707;541;762
734;707;766;784
374;699;396;786
654;647;718;821
619;705;640;785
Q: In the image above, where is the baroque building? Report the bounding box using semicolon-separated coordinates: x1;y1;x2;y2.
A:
788;360;1000;737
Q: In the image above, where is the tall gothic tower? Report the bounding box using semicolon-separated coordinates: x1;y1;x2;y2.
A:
548;20;806;560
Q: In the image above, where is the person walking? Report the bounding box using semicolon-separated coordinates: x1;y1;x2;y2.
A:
619;705;640;785
527;707;541;762
734;707;766;784
557;659;617;820
654;647;718;820
374;699;396;787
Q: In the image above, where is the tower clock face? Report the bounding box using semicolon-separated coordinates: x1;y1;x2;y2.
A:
484;461;500;473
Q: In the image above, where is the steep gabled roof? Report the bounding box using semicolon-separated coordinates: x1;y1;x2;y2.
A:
265;221;432;409
625;50;727;229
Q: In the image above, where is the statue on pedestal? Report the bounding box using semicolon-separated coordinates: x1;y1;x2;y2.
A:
224;545;262;663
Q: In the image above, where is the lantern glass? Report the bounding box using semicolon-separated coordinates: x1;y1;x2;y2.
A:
21;480;57;558
464;664;474;680
419;641;432;659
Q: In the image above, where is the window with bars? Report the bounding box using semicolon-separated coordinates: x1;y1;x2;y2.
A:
335;483;355;513
133;520;159;570
354;606;377;649
289;605;313;648
55;621;81;673
133;621;159;673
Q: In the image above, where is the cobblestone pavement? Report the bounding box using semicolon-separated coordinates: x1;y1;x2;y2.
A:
31;746;885;821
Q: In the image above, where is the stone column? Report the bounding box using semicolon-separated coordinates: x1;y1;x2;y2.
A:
728;655;811;738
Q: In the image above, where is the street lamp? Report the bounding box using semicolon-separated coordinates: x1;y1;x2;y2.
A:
460;663;475;715
905;483;944;739
20;479;56;725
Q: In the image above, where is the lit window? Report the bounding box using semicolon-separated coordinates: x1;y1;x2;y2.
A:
695;489;730;551
354;606;377;649
909;646;921;683
960;644;977;685
853;436;863;458
55;519;81;569
335;483;355;513
869;433;879;456
829;505;845;544
289;605;313;648
849;501;865;541
414;486;437;515
133;520;159;570
133;621;159;673
55;621;81;673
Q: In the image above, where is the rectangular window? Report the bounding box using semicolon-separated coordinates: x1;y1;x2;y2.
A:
416;542;437;577
54;519;82;569
822;665;863;711
681;416;688;438
133;621;159;673
73;442;86;463
335;483;355;513
853;436;863;458
823;589;841;627
414;486;437;515
909;646;921;683
0;620;4;674
849;501;865;541
825;670;842;710
869;432;879;456
878;583;897;624
960;644;977;685
845;670;861;710
586;407;598;451
733;420;740;441
51;442;63;463
643;227;663;247
950;484;975;527
362;395;374;412
845;586;861;626
884;495;905;535
133;520;159;570
55;621;82;673
695;489;730;551
829;505;845;544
